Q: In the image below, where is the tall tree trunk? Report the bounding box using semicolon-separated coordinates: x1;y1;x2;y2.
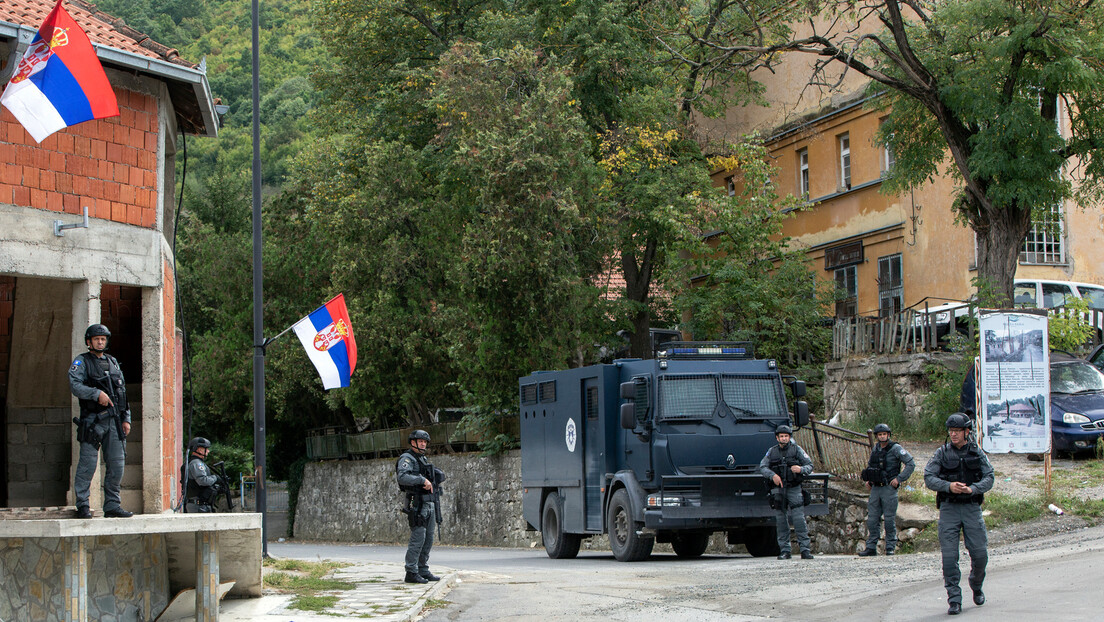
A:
971;204;1033;308
621;239;657;360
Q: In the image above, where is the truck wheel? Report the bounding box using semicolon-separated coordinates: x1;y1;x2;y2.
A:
742;526;780;557
671;532;710;558
542;492;581;559
607;489;653;562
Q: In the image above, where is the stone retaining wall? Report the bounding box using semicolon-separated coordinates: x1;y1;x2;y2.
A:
294;453;935;555
823;352;963;425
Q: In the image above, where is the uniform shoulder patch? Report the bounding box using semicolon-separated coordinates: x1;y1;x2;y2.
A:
70;358;83;371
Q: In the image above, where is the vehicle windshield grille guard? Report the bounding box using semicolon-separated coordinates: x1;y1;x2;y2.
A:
657;374;786;421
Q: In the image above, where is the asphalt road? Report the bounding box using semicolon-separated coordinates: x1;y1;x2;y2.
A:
269;522;1104;621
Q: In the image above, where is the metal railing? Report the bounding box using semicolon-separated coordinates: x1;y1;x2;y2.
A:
794;419;872;481
305;417;522;460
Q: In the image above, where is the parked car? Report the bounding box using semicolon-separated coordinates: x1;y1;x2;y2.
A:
1014;279;1104;311
1049;352;1104;454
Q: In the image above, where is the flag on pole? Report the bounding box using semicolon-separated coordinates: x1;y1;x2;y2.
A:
0;0;120;143
293;294;358;389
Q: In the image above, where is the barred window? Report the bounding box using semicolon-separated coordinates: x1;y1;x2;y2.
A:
720;376;786;417
1020;204;1065;264
878;254;903;318
658;375;717;420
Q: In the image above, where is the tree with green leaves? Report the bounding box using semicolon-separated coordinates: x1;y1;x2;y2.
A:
665;0;1104;305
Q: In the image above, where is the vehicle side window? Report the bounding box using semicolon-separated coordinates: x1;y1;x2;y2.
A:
1091;348;1104;373
1076;286;1104;311
1013;283;1037;307
1041;282;1074;308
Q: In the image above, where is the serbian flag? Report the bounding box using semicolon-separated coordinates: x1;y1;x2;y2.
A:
0;0;120;143
293;294;358;389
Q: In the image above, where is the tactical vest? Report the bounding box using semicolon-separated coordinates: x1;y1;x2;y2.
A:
863;441;899;485
397;449;435;495
76;352;125;420
186;458;217;505
936;443;985;505
768;443;804;486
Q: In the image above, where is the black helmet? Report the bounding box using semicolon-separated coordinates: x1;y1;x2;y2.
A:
775;424;793;436
873;423;891;435
409;429;431;443
945;413;973;430
188;437;212;453
85;324;111;341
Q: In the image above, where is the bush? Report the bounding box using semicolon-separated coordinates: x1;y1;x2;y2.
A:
918;362;965;439
850;371;907;434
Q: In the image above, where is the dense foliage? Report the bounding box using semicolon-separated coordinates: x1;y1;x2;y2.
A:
103;0;832;462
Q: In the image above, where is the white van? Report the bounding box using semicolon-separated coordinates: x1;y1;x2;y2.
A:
1013;279;1104;311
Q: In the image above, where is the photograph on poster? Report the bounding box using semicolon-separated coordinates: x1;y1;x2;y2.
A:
984;327;1045;363
984;392;1046;438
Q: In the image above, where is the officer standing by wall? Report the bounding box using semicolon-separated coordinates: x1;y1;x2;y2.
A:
69;324;131;519
397;429;445;583
184;437;219;513
859;423;915;556
924;413;994;615
759;424;815;560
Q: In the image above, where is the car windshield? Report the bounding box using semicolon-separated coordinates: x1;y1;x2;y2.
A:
1050;362;1104;394
657;374;786;420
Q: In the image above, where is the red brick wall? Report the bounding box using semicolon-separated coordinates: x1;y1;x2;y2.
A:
0;86;159;229
161;258;177;511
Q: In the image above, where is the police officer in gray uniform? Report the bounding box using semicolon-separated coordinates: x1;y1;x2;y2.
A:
69;324;131;519
924;413;994;615
759;424;815;560
185;437;219;513
859;423;915;556
397;429;445;583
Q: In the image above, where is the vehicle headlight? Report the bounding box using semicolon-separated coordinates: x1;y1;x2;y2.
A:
1062;412;1090;424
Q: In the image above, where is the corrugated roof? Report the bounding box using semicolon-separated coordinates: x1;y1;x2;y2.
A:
0;0;192;68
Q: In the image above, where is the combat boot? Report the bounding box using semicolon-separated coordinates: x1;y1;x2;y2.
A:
857;548;877;557
947;602;961;615
404;572;428;584
420;572;441;581
75;507;93;519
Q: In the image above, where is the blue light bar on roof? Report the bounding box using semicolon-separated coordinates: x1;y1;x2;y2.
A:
656;342;755;360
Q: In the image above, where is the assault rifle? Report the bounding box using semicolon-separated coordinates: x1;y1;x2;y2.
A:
209;461;235;511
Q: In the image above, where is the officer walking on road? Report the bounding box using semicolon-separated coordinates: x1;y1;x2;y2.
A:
924;413;994;615
759;424;815;560
859;423;915;556
184;437;219;513
397;429;445;583
69;323;132;519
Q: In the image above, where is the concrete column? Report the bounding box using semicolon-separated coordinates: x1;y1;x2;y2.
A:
141;284;164;513
62;535;88;622
195;531;219;621
69;279;102;510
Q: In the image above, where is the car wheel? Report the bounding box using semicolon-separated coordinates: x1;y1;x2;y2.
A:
607;489;653;562
542;492;581;559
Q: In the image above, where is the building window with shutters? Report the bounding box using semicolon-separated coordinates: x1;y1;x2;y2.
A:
835;265;857;317
877;254;903;317
838;133;851;190
798;148;809;196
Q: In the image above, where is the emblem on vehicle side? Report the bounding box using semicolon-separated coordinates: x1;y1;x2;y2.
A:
565;418;577;453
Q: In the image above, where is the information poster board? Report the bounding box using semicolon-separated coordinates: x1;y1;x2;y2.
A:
978;310;1050;454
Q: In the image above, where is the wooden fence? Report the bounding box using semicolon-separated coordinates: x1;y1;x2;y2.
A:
833;305;1104;360
794;419;872;481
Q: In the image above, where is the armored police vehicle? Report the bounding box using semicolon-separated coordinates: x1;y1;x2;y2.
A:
519;342;828;561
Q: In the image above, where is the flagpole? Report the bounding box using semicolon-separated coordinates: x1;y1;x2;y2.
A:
251;0;268;557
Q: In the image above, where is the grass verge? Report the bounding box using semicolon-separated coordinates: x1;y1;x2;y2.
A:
263;558;355;612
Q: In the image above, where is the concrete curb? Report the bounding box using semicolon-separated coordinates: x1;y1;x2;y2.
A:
400;571;458;622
